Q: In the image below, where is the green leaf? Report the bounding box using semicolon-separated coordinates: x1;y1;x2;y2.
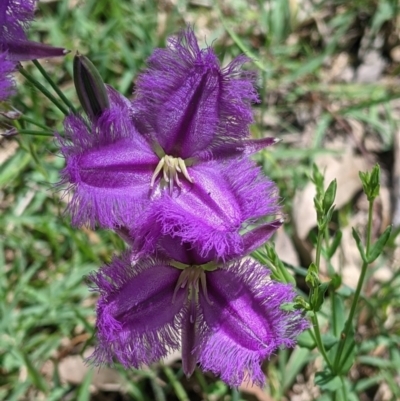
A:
352;227;367;263
312;281;330;311
283;347;312;391
20;351;48;392
330;273;342;291
315;371;342;392
323;179;337;213
328;230;342;258
367;225;392;263
280;302;296;311
77;369;94;401
297;330;316;349
0;151;31;187
321;333;339;351
358;355;398;369
340;339;356;375
332;294;345;337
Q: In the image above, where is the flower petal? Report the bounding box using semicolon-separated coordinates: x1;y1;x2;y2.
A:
198;260;309;387
241;219;284;255
195;137;280;162
0;1;67;61
133;28;258;159
0;51;15;101
181;301;207;377
2;40;67;61
88;253;186;368
136;158;279;260
59;89;159;228
0;0;35;41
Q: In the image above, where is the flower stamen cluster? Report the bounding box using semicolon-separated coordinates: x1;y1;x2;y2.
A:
150;154;194;191
172;264;213;309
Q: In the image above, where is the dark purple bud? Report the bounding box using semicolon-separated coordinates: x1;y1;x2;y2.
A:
0;106;22;120
73;53;109;121
1;127;18;137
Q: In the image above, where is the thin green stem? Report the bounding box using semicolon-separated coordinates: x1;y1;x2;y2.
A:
324;225;338;337
231;388;240;401
366;199;373;253
163;367;189;401
32;60;77;114
19;116;50;131
315;230;323;271
215;2;271;73
311;312;333;370
333;199;374;371
18;66;69;116
310;230;333;370
17;130;53;137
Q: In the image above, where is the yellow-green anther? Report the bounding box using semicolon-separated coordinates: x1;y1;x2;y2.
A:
150;155;194;190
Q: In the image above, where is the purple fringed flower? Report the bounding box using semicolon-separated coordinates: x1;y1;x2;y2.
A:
60;28;280;259
0;0;66;62
0;0;67;102
88;222;309;387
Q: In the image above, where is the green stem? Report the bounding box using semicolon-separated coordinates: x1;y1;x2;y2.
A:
163;367;189;401
231;388;240;401
17;130;53;137
311;312;333;370
19;116;50;131
315;230;323;270
333;199;374;371
324;225;338;337
18;66;69;116
310;230;333;369
32;60;77;114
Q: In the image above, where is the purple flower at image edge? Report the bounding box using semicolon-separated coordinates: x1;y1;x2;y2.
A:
87;222;309;387
0;0;67;101
0;0;66;62
60;28;279;259
0;51;15;100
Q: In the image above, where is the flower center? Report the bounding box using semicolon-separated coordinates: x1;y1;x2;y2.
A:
150;155;193;191
172;265;212;307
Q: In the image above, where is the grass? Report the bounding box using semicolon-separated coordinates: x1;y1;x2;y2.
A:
1;0;400;400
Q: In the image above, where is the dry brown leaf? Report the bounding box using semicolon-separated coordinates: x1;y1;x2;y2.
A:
239;381;274;401
0;139;18;165
274;226;300;267
55;349;126;392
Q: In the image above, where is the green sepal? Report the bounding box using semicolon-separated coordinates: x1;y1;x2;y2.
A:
306;262;319;289
294;295;311;311
328;230;342;258
359;164;380;201
323;179;337;214
311;281;330;311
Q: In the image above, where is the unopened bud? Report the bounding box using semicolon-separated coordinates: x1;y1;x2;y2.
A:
73;53;109;121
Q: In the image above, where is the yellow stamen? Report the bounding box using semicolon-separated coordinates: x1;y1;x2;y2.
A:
150;155;194;190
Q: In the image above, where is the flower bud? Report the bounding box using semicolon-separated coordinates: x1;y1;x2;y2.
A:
73;53;109;121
